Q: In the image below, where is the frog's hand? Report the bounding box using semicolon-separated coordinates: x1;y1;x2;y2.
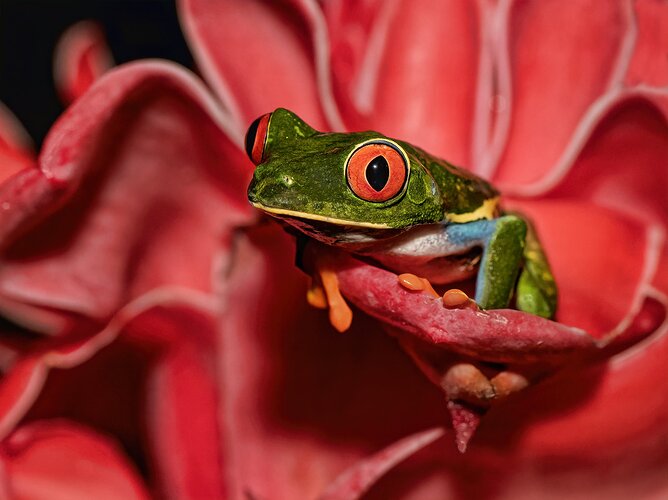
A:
444;216;526;310
514;214;558;319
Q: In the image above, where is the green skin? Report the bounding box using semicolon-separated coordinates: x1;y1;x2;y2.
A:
248;108;557;318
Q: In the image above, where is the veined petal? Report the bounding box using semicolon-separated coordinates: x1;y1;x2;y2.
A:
492;0;630;186
324;0;481;165
53;21;114;105
178;0;330;131
0;61;253;321
1;421;150;500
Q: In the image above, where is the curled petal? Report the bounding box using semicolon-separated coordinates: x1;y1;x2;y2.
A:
325;0;480;164
0;61;253;322
1;421;150;499
492;0;630;186
178;0;330;130
53;21;114;104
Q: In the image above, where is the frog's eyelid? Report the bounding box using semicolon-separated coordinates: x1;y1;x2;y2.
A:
245;113;272;165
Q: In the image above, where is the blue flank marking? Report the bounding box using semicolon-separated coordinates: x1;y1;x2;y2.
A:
442;219;500;304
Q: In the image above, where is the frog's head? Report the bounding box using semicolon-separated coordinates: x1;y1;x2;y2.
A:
246;108;444;243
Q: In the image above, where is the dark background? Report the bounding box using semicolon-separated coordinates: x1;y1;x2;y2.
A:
0;0;193;146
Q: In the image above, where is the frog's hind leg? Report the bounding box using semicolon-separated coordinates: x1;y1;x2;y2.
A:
445;216;527;310
515;215;557;318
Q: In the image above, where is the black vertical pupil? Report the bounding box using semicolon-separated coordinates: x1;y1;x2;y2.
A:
365;156;390;191
245;116;262;161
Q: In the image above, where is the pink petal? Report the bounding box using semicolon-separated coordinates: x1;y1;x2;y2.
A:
539;96;668;226
53;21;114;105
357;323;668;498
492;0;630;186
472;322;668;499
313;247;593;361
507;200;654;338
219;224;446;498
625;0;668;87
0;293;227;498
320;427;445;500
0;102;34;183
135;305;226;499
178;0;330;130
2;421;150;499
0;61;253;321
325;0;480;164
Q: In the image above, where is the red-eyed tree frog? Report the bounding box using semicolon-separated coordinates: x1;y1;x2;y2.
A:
245;108;557;319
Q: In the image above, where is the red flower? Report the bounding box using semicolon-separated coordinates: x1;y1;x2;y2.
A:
0;0;666;498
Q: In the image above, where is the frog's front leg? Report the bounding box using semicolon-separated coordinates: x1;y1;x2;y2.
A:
446;214;557;318
445;216;526;310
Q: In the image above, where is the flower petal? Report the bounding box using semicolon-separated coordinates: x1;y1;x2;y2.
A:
53;21;114;105
320;427;445;500
538;97;668;226
506;200;655;338
362;323;668;498
324;0;481;164
472;322;668;499
2;421;150;500
492;0;630;186
178;0;330;130
331;252;595;362
136;306;226;499
0;291;227;498
0;61;253;321
626;0;668;87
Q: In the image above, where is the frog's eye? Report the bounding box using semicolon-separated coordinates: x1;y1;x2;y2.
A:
346;141;408;202
245;113;271;165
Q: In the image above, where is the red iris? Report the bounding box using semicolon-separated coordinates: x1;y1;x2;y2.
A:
346;142;408;202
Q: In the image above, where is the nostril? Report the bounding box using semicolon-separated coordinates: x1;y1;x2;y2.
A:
281;175;294;187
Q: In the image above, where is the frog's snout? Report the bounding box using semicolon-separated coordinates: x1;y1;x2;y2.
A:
247;171;296;207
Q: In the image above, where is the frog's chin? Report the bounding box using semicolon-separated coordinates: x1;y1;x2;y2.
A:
251;202;406;248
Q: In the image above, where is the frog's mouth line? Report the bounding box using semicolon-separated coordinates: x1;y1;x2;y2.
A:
250;202;392;229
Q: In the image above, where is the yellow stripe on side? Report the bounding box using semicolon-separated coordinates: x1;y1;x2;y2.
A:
445;197;499;223
251;202;392;228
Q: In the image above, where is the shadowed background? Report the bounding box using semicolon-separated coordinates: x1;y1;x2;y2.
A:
0;0;193;145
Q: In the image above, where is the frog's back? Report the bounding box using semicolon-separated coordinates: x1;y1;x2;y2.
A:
421;152;499;223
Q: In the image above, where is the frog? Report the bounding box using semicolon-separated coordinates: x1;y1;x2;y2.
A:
245;108;557;319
